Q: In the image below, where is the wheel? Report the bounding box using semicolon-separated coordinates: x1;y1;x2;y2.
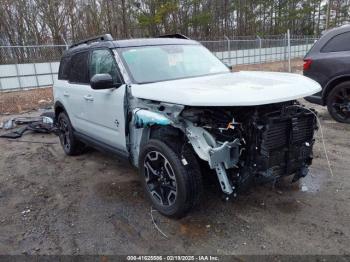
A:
326;81;350;123
57;112;85;155
139;139;202;218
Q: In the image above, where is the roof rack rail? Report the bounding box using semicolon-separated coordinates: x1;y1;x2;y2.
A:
157;33;190;40
70;34;113;48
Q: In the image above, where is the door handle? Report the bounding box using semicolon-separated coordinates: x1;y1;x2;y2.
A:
63;91;69;97
83;95;94;101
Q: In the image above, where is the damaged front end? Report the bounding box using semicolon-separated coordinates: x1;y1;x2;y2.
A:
130;99;318;197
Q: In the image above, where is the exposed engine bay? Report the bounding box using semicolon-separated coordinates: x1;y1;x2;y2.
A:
132;99;318;197
181;101;318;195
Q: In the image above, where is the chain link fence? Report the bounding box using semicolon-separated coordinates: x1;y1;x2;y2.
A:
0;45;67;91
200;36;317;66
0;35;318;91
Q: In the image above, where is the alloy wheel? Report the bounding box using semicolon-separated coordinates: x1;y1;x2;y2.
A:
59;117;71;152
143;151;177;206
331;86;350;121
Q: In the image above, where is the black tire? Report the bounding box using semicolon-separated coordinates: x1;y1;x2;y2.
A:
326;81;350;123
139;139;202;218
57;112;85;155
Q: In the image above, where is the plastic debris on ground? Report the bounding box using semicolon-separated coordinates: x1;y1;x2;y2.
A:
0;111;58;139
1;118;15;129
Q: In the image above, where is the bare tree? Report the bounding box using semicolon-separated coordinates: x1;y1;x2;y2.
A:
1;0;349;46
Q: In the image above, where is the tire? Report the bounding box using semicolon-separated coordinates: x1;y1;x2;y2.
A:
326;81;350;123
139;139;202;218
57;112;85;155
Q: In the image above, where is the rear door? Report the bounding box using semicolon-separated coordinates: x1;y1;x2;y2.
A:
82;48;127;152
66;51;91;132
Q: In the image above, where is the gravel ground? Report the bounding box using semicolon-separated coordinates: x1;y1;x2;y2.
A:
0;101;349;255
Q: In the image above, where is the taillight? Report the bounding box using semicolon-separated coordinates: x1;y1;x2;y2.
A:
303;59;312;71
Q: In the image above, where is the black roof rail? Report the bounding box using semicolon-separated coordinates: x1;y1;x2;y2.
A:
70;34;113;48
157;33;190;40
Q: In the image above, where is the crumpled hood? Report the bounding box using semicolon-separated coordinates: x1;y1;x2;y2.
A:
130;71;321;106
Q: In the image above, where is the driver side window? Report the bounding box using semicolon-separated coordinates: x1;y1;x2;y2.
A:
90;49;121;84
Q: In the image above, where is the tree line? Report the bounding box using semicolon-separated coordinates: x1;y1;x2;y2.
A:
0;0;350;46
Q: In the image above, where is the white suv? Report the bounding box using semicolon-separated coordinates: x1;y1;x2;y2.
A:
54;34;321;218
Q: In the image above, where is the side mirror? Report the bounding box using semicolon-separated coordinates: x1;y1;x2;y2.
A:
226;64;233;71
90;74;115;90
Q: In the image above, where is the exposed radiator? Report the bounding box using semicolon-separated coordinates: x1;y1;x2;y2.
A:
254;106;317;177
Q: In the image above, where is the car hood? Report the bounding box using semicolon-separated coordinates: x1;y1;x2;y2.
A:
130;71;321;106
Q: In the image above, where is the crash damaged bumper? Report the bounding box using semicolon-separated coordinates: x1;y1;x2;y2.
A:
131;100;318;197
184;120;240;194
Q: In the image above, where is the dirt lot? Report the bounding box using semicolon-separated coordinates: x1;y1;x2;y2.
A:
0;100;349;256
0;87;52;114
234;58;303;73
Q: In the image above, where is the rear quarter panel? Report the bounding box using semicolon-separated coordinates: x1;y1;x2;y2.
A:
305;51;350;88
53;79;75;127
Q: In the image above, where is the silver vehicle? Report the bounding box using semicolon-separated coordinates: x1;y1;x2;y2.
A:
54;34;321;218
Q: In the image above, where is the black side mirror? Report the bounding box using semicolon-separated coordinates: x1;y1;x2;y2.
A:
226;64;233;71
90;74;115;90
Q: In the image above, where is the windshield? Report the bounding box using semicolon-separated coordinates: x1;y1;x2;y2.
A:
119;44;230;83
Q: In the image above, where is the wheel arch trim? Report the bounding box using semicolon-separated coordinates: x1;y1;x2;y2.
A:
323;74;350;103
54;100;67;121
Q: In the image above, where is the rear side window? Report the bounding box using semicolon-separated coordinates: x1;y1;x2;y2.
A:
321;32;350;53
69;51;89;84
58;56;71;80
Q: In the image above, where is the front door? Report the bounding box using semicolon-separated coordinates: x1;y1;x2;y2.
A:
81;49;127;152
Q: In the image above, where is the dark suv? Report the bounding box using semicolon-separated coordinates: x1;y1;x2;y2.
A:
304;25;350;123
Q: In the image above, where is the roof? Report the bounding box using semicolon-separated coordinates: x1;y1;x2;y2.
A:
321;24;350;36
306;25;350;56
64;37;200;56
